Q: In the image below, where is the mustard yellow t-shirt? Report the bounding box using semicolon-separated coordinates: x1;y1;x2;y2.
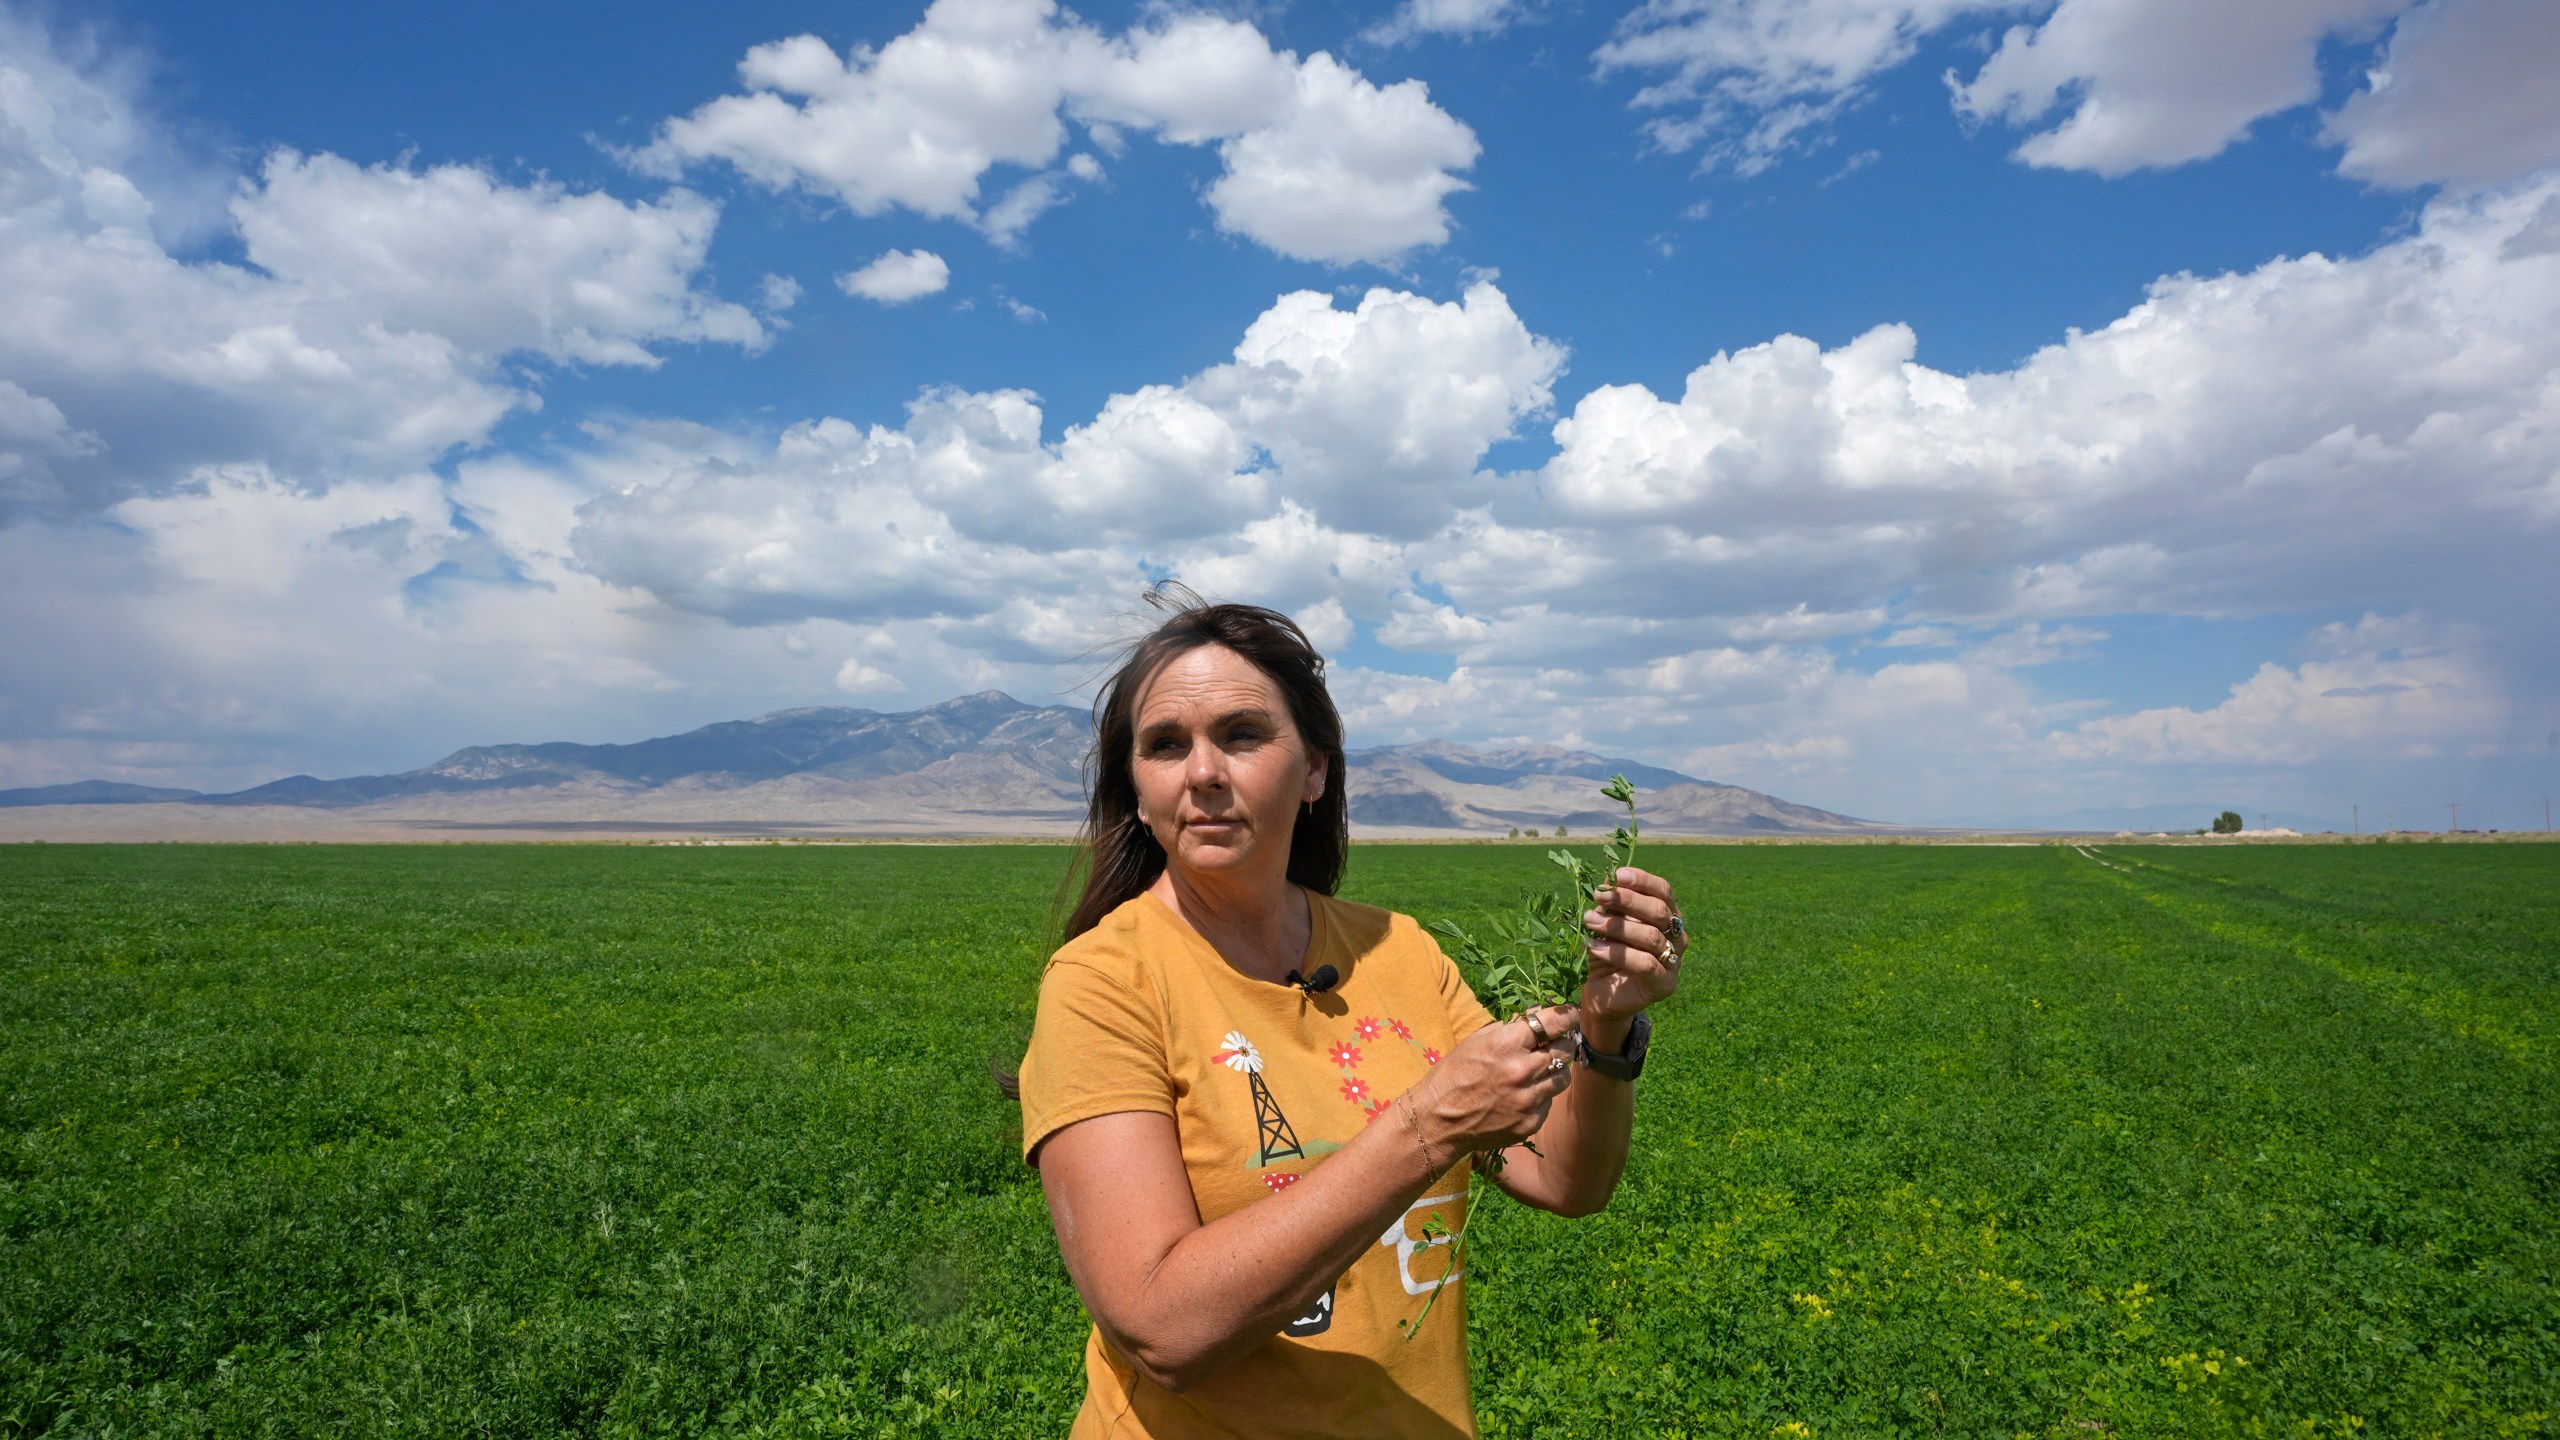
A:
1020;889;1496;1439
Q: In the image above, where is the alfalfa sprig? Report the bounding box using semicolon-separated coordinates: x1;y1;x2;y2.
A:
1400;774;1641;1339
1429;772;1639;1018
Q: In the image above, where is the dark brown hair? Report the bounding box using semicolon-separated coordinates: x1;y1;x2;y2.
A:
1061;586;1350;939
995;588;1349;1100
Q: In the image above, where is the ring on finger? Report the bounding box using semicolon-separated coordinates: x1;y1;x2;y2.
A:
1523;1011;1551;1047
1547;1055;1570;1075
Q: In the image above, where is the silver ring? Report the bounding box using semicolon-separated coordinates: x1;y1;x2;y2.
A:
1523;1011;1551;1047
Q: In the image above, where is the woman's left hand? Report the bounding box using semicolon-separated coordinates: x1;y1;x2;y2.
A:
1581;866;1685;1028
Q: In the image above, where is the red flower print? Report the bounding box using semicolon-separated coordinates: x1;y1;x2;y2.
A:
1422;1047;1443;1066
1353;1016;1383;1041
1362;1100;1391;1124
1262;1172;1300;1192
1328;1041;1363;1070
1389;1018;1413;1041
1339;1076;1371;1103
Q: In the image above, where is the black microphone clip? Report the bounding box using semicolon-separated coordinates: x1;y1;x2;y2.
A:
1286;963;1340;996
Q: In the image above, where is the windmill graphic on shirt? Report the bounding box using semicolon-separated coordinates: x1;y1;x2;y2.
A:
1212;1030;1303;1165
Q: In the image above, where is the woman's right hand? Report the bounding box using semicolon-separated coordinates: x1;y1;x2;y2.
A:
1407;1004;1583;1156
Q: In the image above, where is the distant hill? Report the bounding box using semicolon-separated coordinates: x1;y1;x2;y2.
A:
187;691;1089;812
0;691;1892;836
0;780;205;807
1347;740;1880;835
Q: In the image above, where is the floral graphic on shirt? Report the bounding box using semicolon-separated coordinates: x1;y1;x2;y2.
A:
1228;1009;1458;1179
1367;1014;1442;1073
1329;1023;1389;1121
1326;1015;1441;1128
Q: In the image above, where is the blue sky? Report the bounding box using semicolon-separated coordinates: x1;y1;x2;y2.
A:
3;0;2557;829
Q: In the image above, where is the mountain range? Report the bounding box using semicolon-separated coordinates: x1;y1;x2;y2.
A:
0;692;1891;839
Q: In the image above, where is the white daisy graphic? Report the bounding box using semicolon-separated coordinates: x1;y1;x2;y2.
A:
1210;1031;1262;1074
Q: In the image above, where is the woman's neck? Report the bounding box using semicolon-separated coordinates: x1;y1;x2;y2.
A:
1150;866;1310;985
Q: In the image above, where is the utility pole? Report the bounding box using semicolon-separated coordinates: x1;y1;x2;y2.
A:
2448;801;2459;833
2353;804;2359;837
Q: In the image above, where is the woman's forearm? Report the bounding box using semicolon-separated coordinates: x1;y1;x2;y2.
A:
1103;1109;1446;1389
1047;1009;1583;1391
1505;1012;1636;1216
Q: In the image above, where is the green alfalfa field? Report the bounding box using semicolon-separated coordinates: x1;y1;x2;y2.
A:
2;840;2554;1438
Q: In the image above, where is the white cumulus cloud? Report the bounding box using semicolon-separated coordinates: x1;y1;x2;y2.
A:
1602;0;2560;188
569;279;1564;617
2047;615;2502;765
0;15;763;518
759;273;804;312
1196;54;1478;263
1951;0;2411;176
1528;177;2560;630
1367;0;1530;45
2323;0;2560;188
638;0;1478;264
838;248;951;303
834;658;907;694
233;150;764;365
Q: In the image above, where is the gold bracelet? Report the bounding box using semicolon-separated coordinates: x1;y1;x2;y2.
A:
1398;1093;1439;1177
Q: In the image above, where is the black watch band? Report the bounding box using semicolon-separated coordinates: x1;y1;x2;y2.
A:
1576;1012;1651;1082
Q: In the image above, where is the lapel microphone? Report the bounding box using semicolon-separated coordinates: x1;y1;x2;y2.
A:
1286;964;1340;995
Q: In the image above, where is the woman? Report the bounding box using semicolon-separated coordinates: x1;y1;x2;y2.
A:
1018;595;1685;1438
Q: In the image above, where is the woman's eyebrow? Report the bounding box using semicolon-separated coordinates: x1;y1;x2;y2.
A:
1135;706;1277;740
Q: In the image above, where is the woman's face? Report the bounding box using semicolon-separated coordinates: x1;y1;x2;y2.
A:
1130;643;1327;887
